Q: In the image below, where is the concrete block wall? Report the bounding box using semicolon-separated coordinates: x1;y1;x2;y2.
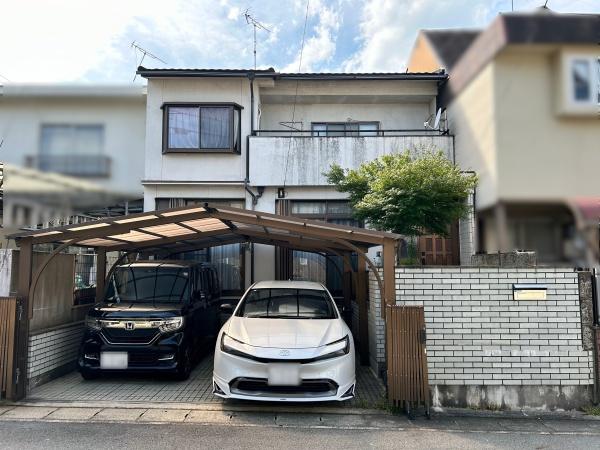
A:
458;192;475;265
27;322;84;388
368;277;386;375
369;267;595;410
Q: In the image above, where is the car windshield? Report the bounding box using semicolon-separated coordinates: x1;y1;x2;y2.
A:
105;265;190;304
236;288;337;319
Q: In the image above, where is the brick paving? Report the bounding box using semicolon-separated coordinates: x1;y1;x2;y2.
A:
28;354;385;408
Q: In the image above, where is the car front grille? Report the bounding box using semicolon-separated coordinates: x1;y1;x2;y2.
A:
100;328;159;345
230;377;338;398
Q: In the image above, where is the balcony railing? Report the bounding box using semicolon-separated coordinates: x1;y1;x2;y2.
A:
25;154;111;177
249;132;454;186
253;129;448;137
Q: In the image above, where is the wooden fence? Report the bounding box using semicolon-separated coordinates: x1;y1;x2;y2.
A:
386;305;430;417
0;297;17;399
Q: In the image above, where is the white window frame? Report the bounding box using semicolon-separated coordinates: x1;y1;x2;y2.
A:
561;53;600;115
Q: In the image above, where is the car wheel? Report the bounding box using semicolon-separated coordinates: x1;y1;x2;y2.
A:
80;369;98;380
174;347;192;381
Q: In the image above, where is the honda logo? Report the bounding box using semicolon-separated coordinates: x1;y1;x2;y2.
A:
278;349;290;357
125;322;135;330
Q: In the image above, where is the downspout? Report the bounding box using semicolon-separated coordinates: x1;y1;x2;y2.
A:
244;71;265;284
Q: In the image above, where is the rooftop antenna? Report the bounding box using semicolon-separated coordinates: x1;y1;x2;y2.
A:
244;9;271;70
131;41;167;82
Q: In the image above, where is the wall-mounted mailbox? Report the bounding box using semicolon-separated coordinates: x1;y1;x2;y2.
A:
513;284;547;300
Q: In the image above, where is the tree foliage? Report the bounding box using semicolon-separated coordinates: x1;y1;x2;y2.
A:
325;151;478;237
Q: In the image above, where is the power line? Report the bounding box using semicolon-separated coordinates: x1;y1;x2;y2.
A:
282;0;310;192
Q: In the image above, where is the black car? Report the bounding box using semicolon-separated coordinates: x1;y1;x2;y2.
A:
78;260;221;380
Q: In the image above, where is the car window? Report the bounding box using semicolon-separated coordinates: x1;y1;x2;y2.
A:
106;266;190;303
236;288;336;319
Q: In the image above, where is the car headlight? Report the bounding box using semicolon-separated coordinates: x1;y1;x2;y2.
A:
157;317;183;333
312;335;350;362
220;333;254;359
85;317;101;331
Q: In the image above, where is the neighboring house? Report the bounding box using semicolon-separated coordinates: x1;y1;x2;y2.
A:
0;84;147;219
137;67;459;297
408;10;600;266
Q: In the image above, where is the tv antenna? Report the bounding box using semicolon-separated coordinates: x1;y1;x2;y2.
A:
244;9;271;69
131;41;167;82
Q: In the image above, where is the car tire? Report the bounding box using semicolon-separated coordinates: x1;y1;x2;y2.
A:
80;369;98;380
174;347;192;381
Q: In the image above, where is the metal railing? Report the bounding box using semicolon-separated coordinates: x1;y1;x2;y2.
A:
25;154;111;177
253;129;449;137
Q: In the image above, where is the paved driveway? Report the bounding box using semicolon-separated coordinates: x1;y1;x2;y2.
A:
28;354;385;408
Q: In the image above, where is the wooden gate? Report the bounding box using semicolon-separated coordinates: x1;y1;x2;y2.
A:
0;297;18;399
386;305;430;416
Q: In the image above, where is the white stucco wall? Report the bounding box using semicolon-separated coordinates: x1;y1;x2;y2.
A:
249;135;454;186
0;90;146;197
260;102;432;131
144;78;252;184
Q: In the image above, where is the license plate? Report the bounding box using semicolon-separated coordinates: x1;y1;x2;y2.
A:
100;352;128;369
267;363;301;386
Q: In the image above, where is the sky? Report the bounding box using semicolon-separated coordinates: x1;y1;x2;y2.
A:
0;0;598;83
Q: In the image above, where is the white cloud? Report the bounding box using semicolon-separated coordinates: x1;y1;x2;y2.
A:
282;0;342;72
0;0;257;82
227;6;241;20
341;0;599;73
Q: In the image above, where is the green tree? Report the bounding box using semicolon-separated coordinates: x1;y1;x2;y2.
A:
325;151;478;237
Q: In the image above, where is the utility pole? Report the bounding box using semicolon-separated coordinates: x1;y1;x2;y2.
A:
244;9;271;70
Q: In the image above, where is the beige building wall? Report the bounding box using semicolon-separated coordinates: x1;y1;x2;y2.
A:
493;48;600;202
448;62;498;210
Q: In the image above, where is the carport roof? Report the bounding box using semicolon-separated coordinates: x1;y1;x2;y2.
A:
9;203;401;253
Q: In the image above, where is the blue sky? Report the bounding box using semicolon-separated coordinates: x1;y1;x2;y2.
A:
0;0;598;83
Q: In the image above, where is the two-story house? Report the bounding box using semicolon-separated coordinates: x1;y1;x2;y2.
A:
408;10;600;266
0;84;147;229
137;67;458;297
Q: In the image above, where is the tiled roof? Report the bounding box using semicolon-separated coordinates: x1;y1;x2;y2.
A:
422;29;480;70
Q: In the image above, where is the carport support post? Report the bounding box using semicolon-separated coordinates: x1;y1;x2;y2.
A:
356;256;369;366
342;254;352;323
13;238;33;400
382;238;397;310
95;248;106;303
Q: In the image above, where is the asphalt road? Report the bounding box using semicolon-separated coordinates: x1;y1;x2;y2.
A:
1;419;600;450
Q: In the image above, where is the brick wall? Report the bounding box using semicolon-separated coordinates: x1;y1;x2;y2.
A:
369;267;595;408
27;322;84;387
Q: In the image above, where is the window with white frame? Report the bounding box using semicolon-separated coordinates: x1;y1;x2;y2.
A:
566;55;600;108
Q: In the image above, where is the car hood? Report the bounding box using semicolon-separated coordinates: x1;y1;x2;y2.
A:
90;302;184;319
226;316;345;349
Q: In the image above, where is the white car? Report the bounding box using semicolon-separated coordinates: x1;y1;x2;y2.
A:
213;280;356;402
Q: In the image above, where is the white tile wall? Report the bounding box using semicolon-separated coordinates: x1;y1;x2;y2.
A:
369;267;594;386
27;323;84;379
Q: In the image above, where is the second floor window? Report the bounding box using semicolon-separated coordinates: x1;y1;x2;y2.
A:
311;122;379;137
36;124;108;177
163;103;241;153
569;56;600;105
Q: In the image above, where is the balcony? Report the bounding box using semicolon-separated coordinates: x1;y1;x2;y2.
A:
248;130;454;186
25;154;111;177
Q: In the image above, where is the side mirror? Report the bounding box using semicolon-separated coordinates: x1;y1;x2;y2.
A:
220;303;234;314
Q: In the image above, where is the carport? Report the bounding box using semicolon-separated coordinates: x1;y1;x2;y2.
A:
6;203;400;405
